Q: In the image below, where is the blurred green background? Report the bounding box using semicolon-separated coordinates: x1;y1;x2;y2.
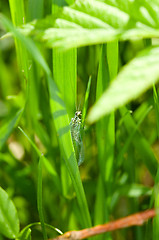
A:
1;1;159;240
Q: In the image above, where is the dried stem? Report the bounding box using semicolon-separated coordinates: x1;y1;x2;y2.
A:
50;209;156;240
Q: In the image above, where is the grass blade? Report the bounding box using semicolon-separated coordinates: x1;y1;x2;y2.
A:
117;105;153;166
52;3;77;196
153;85;159;138
37;155;48;240
82;76;91;126
18;126;61;192
53;48;77;119
0;109;23;150
120;106;157;178
94;42;118;240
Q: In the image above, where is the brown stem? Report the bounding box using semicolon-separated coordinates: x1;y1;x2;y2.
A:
50;209;156;240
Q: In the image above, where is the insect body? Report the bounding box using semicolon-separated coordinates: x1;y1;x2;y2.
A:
70;111;84;166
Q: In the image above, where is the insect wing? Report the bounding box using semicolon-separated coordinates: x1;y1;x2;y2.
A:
70;111;84;166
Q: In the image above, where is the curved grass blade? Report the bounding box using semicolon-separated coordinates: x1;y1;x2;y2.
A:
37;155;47;240
0;108;23;150
120;106;157;178
116;105;153;167
18;127;61;192
18;222;63;240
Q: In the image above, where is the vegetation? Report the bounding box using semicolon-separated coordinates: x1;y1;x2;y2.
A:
0;0;159;239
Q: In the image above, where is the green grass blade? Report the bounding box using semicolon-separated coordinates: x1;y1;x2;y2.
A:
153;167;159;240
94;177;105;225
0;15;50;75
37;155;48;240
9;0;42;140
94;42;118;240
27;0;44;21
107;40;118;81
96;43;117;181
152;85;159;239
53;48;77;119
82;76;91;126
8;0;29;86
9;0;25;26
153;85;159;138
18;126;61;192
120;106;157;178
18;222;63;239
18;126;41;154
52;5;77;196
52;2;76;120
0;109;23;150
117;105;153;166
104;41;118;181
96;44;110;183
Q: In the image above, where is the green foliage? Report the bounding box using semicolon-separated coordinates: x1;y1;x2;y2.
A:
0;187;19;238
11;0;159;49
0;0;159;240
87;46;159;123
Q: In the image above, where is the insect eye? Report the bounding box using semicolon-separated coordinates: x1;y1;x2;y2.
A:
77;111;82;116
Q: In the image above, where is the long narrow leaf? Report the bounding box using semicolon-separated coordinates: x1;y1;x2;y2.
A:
0;109;23;150
18;126;61;192
120;106;157;178
82;76;91;125
37;155;47;240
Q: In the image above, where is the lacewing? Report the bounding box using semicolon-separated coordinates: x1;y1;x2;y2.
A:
70;111;84;166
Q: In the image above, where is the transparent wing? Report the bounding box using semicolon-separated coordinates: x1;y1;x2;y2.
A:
70;112;84;166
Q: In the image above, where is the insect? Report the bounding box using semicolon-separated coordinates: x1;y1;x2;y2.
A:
70;111;84;166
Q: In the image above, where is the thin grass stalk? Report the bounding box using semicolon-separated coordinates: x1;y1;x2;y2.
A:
94;41;118;240
152;86;159;239
52;0;76;208
37;155;48;240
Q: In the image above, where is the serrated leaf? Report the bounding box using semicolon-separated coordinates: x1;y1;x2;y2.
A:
0;187;19;239
3;0;159;49
87;46;159;123
22;0;159;49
